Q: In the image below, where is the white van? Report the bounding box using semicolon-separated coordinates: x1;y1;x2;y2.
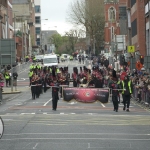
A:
43;54;58;66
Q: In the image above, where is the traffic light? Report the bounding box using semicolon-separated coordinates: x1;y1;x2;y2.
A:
140;55;144;65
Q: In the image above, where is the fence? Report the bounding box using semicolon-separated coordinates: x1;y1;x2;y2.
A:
132;85;150;108
10;61;32;74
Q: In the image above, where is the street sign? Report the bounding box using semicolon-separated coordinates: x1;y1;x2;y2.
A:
128;46;135;53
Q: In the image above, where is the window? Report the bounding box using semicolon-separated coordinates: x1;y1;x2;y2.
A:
109;7;116;21
36;38;40;46
131;19;137;37
119;7;127;19
35;16;41;24
35;27;41;34
35;5;41;13
111;26;114;40
131;0;136;8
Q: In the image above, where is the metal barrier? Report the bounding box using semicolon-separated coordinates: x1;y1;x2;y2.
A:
132;85;150;108
10;61;32;74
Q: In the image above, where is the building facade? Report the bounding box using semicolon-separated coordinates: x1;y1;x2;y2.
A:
41;30;58;54
145;0;150;56
104;0;128;55
34;0;41;46
12;0;36;57
127;0;146;56
0;0;13;39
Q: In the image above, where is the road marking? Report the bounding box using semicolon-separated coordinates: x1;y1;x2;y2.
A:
60;113;65;115
88;143;90;149
33;143;39;149
1;137;150;141
69;102;77;105
100;102;105;107
21;113;35;115
43;99;52;106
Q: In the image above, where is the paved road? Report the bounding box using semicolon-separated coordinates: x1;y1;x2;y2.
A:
0;60;150;150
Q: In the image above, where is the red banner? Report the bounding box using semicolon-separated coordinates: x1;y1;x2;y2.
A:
63;88;109;103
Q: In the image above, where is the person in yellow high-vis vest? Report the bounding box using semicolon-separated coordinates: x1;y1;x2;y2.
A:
28;70;34;85
4;72;10;87
121;75;133;112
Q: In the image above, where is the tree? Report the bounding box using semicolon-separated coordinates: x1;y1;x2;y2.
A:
64;29;85;54
67;0;105;54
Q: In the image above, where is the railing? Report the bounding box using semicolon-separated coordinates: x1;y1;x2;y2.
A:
132;84;150;108
10;61;32;74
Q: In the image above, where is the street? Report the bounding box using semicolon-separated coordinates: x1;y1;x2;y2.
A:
0;60;150;150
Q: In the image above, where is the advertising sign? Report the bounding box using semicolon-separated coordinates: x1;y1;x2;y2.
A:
63;88;109;103
0;117;4;139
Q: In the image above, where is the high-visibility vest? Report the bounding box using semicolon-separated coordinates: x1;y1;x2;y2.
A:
56;68;60;73
50;68;52;73
37;65;41;69
29;71;33;77
5;74;10;79
122;80;132;94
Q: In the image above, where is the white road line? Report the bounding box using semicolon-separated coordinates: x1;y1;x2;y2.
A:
43;98;52;106
1;138;150;141
100;103;105;107
21;113;35;115
33;143;39;149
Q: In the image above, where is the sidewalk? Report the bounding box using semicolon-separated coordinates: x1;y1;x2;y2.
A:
2;86;30;94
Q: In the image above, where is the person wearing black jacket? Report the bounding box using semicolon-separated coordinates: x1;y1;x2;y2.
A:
121;75;133;112
50;69;59;111
109;70;119;112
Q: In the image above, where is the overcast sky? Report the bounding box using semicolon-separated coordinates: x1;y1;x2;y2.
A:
41;0;74;35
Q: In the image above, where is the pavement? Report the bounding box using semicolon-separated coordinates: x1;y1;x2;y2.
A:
2;86;29;94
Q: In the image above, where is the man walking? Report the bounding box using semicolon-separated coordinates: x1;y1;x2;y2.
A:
121;75;133;112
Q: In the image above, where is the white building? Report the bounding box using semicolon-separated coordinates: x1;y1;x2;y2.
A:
34;0;41;46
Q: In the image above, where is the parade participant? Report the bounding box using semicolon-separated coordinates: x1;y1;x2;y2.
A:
59;68;67;97
109;70;119;112
28;69;33;84
50;77;59;111
72;67;78;87
30;64;35;70
30;75;36;100
35;75;41;98
121;75;133;112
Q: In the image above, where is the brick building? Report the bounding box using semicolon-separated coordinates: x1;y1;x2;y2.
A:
127;0;146;56
0;0;13;39
104;0;127;54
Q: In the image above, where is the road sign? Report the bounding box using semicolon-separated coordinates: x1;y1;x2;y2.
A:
128;46;135;53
